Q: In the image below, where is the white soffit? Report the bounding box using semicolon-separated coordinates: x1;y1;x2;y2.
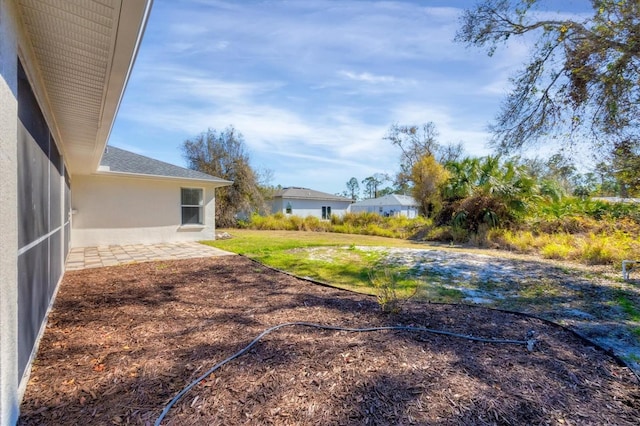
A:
16;0;151;175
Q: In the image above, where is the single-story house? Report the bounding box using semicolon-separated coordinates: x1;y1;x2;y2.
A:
350;194;420;218
271;187;352;219
0;1;233;423
592;197;640;204
73;146;231;247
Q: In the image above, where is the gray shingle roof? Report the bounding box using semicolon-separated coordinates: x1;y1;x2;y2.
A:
99;146;231;184
351;194;418;207
273;187;352;202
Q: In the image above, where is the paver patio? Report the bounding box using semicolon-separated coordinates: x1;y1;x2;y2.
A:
65;241;233;270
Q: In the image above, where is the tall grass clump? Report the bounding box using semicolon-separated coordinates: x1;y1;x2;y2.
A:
489;230;546;253
369;269;417;314
240;212;428;239
339;212;384;227
541;242;573;260
246;212;291;230
578;232;632;265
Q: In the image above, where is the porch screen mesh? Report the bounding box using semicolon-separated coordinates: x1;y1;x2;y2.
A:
16;60;69;380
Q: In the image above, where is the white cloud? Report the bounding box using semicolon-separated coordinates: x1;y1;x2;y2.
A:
339;70;397;84
112;0;589;193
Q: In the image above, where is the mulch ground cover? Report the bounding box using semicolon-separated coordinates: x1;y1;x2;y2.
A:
19;256;640;425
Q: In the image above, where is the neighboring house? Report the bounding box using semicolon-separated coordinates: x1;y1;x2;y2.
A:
0;1;209;423
272;187;352;219
592;197;640;204
72;146;231;247
350;194;420;218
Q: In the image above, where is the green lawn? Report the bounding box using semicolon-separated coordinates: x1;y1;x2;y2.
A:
203;229;430;294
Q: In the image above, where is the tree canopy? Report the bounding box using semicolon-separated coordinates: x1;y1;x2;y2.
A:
361;173;390;199
411;155;450;217
385;122;463;193
345;177;360;200
456;0;640;155
182;126;269;227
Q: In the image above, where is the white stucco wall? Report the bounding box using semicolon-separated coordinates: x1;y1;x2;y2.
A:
273;198;351;219
71;174;217;247
0;0;20;423
350;203;418;218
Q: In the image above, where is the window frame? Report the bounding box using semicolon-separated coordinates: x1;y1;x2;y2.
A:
321;205;332;220
180;187;204;226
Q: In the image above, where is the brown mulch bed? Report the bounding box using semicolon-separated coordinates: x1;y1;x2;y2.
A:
19;256;640;425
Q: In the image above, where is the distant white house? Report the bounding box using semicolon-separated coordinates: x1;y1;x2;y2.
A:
350;194;420;218
592;197;640;204
272;187;352;219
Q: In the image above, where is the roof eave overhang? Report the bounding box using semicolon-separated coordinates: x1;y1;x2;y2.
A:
94;170;233;187
89;0;154;175
16;0;153;176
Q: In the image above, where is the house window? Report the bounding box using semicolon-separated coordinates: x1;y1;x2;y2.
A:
286;202;292;214
181;188;203;225
322;206;332;220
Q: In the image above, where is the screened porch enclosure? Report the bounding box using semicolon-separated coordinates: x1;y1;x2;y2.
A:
16;60;70;381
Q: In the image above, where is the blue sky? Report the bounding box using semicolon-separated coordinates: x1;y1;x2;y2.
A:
109;0;588;195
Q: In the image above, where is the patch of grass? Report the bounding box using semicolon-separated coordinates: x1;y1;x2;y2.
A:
414;283;464;304
260;248;381;291
615;292;640;322
518;279;563;300
435;287;464;302
205;230;471;293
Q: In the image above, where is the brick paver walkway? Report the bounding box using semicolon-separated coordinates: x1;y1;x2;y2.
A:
66;242;233;270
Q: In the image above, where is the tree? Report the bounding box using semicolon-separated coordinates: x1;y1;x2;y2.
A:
182;126;269;227
411;154;450;217
361;173;389;199
594;161;620;195
456;0;640;156
442;157;481;201
345;177;360;200
385;122;440;191
610;140;640;197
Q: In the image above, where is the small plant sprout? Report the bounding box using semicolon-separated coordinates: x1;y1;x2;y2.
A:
369;268;417;314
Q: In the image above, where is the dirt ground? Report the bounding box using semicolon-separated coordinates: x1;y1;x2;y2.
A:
19;256;640;425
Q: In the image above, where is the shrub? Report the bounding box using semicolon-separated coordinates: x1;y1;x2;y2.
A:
444;195;512;233
289;215;304;230
369;269;416;314
541;242;573;260
331;224;353;234
421;226;453;242
535;215;597;234
341;212;383;227
470;223;493;247
451;226;470;243
364;224;395;238
578;233;624;265
491;230;554;252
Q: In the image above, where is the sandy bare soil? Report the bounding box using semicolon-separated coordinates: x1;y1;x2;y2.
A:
19;256;640;425
298;245;640;373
